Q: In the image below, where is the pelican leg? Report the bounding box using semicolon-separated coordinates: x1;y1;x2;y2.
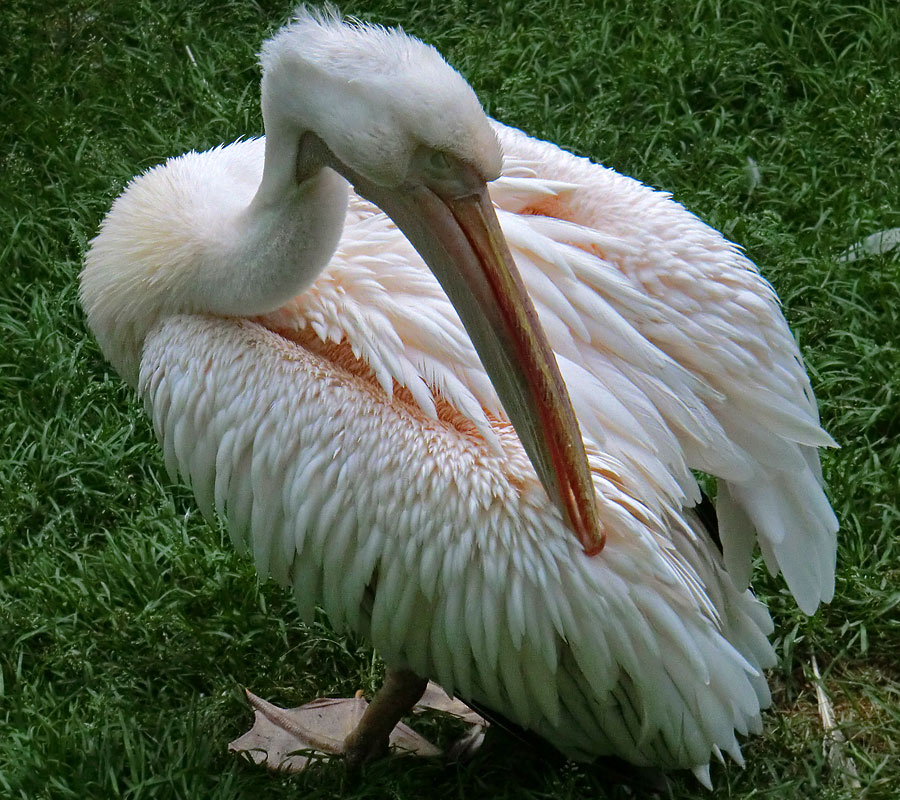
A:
343;667;429;772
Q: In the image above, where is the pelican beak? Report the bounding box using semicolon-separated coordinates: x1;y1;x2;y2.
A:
312;143;604;556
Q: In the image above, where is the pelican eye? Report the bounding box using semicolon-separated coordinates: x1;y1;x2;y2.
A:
412;147;478;198
427;150;452;174
411;146;457;182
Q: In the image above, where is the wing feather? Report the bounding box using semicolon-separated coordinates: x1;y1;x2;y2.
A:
489;120;837;610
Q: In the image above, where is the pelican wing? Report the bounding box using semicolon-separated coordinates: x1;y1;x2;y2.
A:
489;121;838;613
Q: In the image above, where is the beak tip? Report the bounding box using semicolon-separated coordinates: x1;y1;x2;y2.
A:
582;540;605;558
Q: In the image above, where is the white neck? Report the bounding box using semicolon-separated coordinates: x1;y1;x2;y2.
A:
196;114;349;317
253;114;309;209
81;103;349;386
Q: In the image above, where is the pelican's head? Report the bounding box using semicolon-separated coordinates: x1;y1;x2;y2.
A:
260;8;502;188
258;10;604;556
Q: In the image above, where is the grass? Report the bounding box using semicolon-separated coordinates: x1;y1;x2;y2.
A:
2;0;899;797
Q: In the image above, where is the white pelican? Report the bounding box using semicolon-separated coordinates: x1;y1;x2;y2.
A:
80;8;838;786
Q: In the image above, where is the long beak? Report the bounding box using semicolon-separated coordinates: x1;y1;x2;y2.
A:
311;145;604;556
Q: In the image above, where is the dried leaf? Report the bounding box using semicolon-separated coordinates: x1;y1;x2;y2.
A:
838;227;900;262
811;656;861;790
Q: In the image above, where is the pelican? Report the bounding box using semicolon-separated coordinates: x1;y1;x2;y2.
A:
80;9;838;785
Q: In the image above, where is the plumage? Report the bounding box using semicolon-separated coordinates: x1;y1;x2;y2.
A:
81;8;837;781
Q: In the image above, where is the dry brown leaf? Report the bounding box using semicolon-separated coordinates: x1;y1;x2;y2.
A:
811;656;861;790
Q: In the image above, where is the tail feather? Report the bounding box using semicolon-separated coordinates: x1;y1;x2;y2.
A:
719;454;837;614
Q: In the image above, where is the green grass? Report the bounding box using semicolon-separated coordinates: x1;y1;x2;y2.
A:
2;0;899;797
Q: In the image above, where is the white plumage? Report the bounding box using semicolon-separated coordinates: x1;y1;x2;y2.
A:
81;9;837;784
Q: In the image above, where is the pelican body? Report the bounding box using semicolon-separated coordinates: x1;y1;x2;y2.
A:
81;10;837;783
